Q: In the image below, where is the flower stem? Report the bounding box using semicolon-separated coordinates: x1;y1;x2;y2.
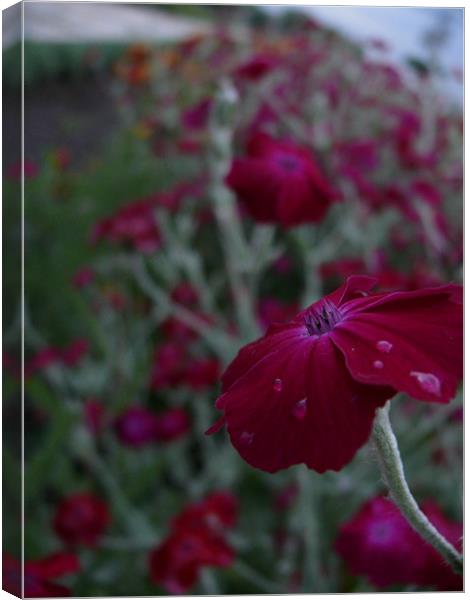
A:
372;402;463;574
233;560;277;593
297;467;326;592
208;80;260;343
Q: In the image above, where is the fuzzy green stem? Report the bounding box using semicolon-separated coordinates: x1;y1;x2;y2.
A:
297;467;326;592
208;79;260;342
372;402;463;575
233;560;277;593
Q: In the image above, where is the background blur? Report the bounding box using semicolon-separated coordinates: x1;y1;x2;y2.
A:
3;3;463;596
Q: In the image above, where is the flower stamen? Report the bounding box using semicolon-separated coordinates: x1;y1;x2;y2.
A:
304;300;342;335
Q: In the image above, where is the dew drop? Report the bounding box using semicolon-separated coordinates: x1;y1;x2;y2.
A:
273;378;283;392
373;360;384;369
409;371;441;396
376;340;393;353
240;431;254;446
292;398;307;420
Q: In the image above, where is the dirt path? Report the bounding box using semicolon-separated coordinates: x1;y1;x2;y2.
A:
4;3;211;49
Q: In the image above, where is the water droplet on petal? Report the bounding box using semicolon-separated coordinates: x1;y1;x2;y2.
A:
410;371;441;396
273;378;283;392
373;360;384;369
376;340;393;353
292;398;307;420
240;431;254;446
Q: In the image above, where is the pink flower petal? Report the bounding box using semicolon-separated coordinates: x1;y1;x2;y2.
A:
332;286;462;403
304;336;393;472
221;325;305;393
219;333;392;473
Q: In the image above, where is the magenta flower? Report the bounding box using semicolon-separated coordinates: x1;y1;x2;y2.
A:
170;282;199;307
234;54;280;81
226;131;338;228
181;98;212;130
91;198;161;253
83;399;106;435
154;408;191;443
73;266;95;289
335;496;462;590
114;406;159;448
207;276;462;473
6;159;39;181
24;338;89;378
184;357;221;390
60;338;89;367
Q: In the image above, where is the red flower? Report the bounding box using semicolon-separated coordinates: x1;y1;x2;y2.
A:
160;317;198;342
25;347;61;377
184;357;221;390
335;496;462;590
234;54;280;81
410;180;442;206
83;399;106;435
207;276;462;473
91;182;205;252
6;159;39;181
336;138;379;173
150;341;220;391
172;491;238;532
149;492;237;594
53;493;110;547
3;552;80;598
226;132;338;227
73;266;94;289
176;137;204;155
25;339;89;378
181;98;212;130
154;408;191;442
149;529;233;594
114;406;159;448
391;109;437;170
170;283;199;307
150;342;188;390
91;198;161;253
60;338;89;367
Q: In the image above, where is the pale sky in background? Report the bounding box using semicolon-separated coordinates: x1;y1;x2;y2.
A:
265;5;463;103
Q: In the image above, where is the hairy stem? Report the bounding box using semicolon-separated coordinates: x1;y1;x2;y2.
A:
372;402;463;574
298;467;326;592
208;79;260;343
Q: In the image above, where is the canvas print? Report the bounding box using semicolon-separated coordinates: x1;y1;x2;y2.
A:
2;2;463;596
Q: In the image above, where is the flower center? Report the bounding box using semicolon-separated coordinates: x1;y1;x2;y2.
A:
275;153;301;172
304;300;342;335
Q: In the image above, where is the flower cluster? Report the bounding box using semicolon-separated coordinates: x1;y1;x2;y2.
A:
25;338;89;378
91;181;204;253
113;406;191;447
